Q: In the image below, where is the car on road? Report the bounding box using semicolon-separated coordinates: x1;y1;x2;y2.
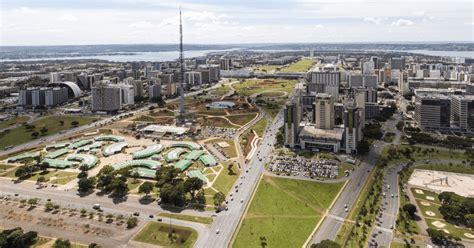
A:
225;206;229;211
149;215;154;218
92;204;101;210
389;225;394;229
240;199;244;203
216;229;220;234
133;212;140;216
158;218;162;222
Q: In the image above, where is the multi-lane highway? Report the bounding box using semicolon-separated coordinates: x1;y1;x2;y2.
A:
309;114;402;245
197;110;283;247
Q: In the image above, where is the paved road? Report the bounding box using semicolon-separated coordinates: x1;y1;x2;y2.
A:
197;81;305;248
309;115;402;245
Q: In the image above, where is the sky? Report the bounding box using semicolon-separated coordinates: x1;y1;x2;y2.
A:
0;0;473;46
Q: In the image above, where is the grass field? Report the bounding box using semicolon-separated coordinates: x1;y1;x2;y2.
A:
0;115;99;149
411;188;474;240
250;118;268;137
200;117;239;129
209;84;232;96
133;222;198;248
212;162;240;196
280;58;316;73
233;176;344;248
226;113;257;126
233;79;297;97
1;168;77;185
158;212;213;224
0;115;29;129
260;100;286;119
196;109;228;116
149;109;175;117
252;64;282;73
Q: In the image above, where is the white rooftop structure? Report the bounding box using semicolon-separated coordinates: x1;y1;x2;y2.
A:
141;125;189;136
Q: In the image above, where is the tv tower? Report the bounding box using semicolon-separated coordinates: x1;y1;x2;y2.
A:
178;8;186;124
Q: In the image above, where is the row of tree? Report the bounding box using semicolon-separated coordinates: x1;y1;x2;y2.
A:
438;191;474;228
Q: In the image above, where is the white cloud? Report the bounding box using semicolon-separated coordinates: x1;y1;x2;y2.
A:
59;14;78;22
391;19;414;26
315;24;324;29
18;7;36;14
128;21;155;29
412;10;426;16
363;17;383;25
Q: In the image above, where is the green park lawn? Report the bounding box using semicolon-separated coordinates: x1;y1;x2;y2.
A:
132;222;198;248
249;118;267;137
416;164;474;175
1;168;77;185
280;58;316;72
196;109;228;116
210;84;232;96
232;79;297;97
212;162;241;196
0;115;99;149
0;115;29;129
233;176;344;248
200;117;239;129
252;64;282;73
158;212;213;224
226;113;257;126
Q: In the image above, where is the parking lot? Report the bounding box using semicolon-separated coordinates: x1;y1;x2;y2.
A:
268;156;348;179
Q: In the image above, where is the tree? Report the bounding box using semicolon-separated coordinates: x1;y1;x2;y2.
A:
127;217;138;229
45;202;54;211
78;177;95;193
71;121;79;127
88;243;102;248
40;127;48;135
15;165;33;178
311;239;341;248
53;238;71;248
27;198;38;208
403;203;417;219
184;177;204;196
59;120;64;126
195;189;206;205
213;192;225;207
39;161;49;171
110;177;129;197
37;176;46;184
465;214;474;228
78;171;88;179
155;167;181;188
131;170;140;183
31;131;39;139
138;181;154;196
357;139;370;155
160;183;186;207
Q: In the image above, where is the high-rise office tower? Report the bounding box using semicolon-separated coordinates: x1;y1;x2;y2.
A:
344;101;362;154
50;72;60;83
91;84;122;112
284;97;302;148
451;95;474;132
313;93;334;129
307;71;340;101
391;57;406;70
415;94;451;130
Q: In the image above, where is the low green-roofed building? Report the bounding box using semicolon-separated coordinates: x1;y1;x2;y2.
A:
66;154;98;169
188;170;207;182
199;154;218;167
170;141;202;150
132;144;164;159
42;158;77;169
95;135;125;142
165;148;187;162
70;139;93;149
185;150;205;161
102;142;128;157
131;167;156;179
46;142;70;150
6;152;40;163
45;148;69;159
174;159;193;171
77;142;103;152
112;159;162;171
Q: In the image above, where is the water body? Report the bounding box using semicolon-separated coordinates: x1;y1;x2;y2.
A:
0;49;236;63
406;50;473;58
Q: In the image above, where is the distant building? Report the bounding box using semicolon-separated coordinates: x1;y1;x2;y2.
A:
220;58;232;70
391;57;406;70
185;71;202;87
348;74;378;88
50;72;60;83
91;84;122;112
307;71;340;101
19;87;68;107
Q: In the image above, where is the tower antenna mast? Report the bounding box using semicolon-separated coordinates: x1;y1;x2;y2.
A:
178;7;185;123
